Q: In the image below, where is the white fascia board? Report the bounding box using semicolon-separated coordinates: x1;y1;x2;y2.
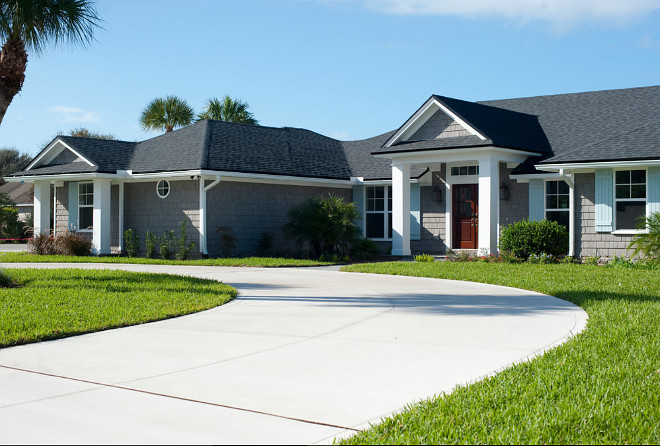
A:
5;172;116;182
510;172;562;183
537;159;660;172
26;139;95;170
201;170;353;188
374;147;535;166
385;98;486;147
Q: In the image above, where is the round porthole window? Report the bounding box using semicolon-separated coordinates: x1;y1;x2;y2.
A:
157;180;170;198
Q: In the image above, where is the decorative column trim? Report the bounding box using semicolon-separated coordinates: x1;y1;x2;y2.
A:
392;163;411;256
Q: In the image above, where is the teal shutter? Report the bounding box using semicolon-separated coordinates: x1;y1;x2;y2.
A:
410;183;421;241
595;168;613;232
528;179;544;221
648;167;660;216
352;185;365;236
68;182;78;231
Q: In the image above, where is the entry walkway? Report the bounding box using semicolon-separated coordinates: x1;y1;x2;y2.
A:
0;264;587;444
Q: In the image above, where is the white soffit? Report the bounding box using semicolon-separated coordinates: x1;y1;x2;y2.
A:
26;139;95;170
385;98;486;147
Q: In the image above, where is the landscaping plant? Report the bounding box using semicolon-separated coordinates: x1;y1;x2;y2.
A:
176;219;196;260
28;232;55;255
217;226;238;257
123;229;139;257
159;230;175;260
283;194;360;258
414;253;434;262
53;232;91;256
499;219;568;260
145;230;157;259
628;211;660;260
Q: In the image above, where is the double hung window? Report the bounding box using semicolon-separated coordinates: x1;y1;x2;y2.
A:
365;186;392;239
545;180;570;229
615;169;646;230
78;182;94;229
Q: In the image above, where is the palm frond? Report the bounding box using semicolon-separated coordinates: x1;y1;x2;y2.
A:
140;95;194;133
197;95;258;125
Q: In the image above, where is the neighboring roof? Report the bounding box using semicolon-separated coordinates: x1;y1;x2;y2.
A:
0;181;32;205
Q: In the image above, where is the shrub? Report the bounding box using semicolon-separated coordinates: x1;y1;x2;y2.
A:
217;226;238;257
159;230;175;260
414;253;435;262
499;219;568;260
583;255;600;265
628;211;660;260
350;238;380;261
176;219;196;260
145;231;157;259
28;232;56;255
124;229;139;257
257;232;274;256
283;194;360;258
54;232;92;256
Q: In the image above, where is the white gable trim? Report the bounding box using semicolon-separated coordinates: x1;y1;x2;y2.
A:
384;98;486;147
26;139;95;171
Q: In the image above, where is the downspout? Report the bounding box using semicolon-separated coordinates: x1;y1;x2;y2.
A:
199;175;221;256
560;169;575;257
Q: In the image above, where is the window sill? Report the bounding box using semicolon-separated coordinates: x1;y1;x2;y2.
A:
611;229;646;235
76;229;93;233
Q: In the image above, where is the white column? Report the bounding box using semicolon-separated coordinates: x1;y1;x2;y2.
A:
568;177;575;257
478;157;500;255
199;178;207;255
391;163;411;256
33;181;51;236
92;179;111;255
118;181;125;253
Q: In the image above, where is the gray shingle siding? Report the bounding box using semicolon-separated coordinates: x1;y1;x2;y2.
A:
574;173;635;258
206;182;351;256
411;168;448;254
410;111;470;141
500;165;529;228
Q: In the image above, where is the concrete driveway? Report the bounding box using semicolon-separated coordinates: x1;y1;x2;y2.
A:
0;264;587;444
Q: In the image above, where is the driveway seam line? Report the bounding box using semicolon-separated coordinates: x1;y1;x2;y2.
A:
0;363;359;432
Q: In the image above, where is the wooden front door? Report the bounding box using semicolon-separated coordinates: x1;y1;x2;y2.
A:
453;184;478;249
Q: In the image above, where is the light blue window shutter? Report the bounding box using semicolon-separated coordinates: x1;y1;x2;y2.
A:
68;182;78;231
410;183;421;240
352;185;365;236
528;179;544;221
648;166;660;216
595;168;613;232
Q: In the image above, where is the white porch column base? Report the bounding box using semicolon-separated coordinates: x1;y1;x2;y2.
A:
478;157;500;255
33;181;51;236
92;179;111;255
391;163;411;256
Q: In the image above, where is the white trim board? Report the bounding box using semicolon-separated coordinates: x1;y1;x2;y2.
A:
26;139;95;170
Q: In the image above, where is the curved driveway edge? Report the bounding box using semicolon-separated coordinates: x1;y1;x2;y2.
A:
0;263;588;444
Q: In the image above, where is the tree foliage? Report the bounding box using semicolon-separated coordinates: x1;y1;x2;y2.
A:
283;195;360;258
197;96;258;124
0;147;31;183
0;0;101;125
68;127;116;140
139;95;194;133
628;212;660;260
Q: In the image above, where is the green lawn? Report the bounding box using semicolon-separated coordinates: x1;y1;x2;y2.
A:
0;268;236;348
339;262;660;444
0;252;333;267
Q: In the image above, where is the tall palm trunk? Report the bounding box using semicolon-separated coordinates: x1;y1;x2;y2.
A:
0;36;28;126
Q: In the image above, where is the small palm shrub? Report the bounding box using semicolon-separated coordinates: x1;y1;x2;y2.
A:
54;232;92;256
145;230;158;259
414;253;435;262
124;229;139;257
628;211;660;260
283;195;360;259
499;219;568;260
350;238;380;261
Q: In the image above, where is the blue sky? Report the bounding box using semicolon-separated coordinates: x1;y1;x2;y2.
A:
2;0;660;156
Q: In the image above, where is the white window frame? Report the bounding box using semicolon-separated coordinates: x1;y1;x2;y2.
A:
157;180;170;199
613;168;648;234
78;182;94;232
365;185;392;241
544;179;570;226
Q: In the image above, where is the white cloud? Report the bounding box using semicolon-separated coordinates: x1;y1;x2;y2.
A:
330;130;350;140
323;0;660;28
49;105;101;123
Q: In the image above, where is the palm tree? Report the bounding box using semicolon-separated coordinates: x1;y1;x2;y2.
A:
197;96;258;125
139;96;194;133
0;0;100;126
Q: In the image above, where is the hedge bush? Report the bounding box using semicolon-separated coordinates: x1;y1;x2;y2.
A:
499;219;568;260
